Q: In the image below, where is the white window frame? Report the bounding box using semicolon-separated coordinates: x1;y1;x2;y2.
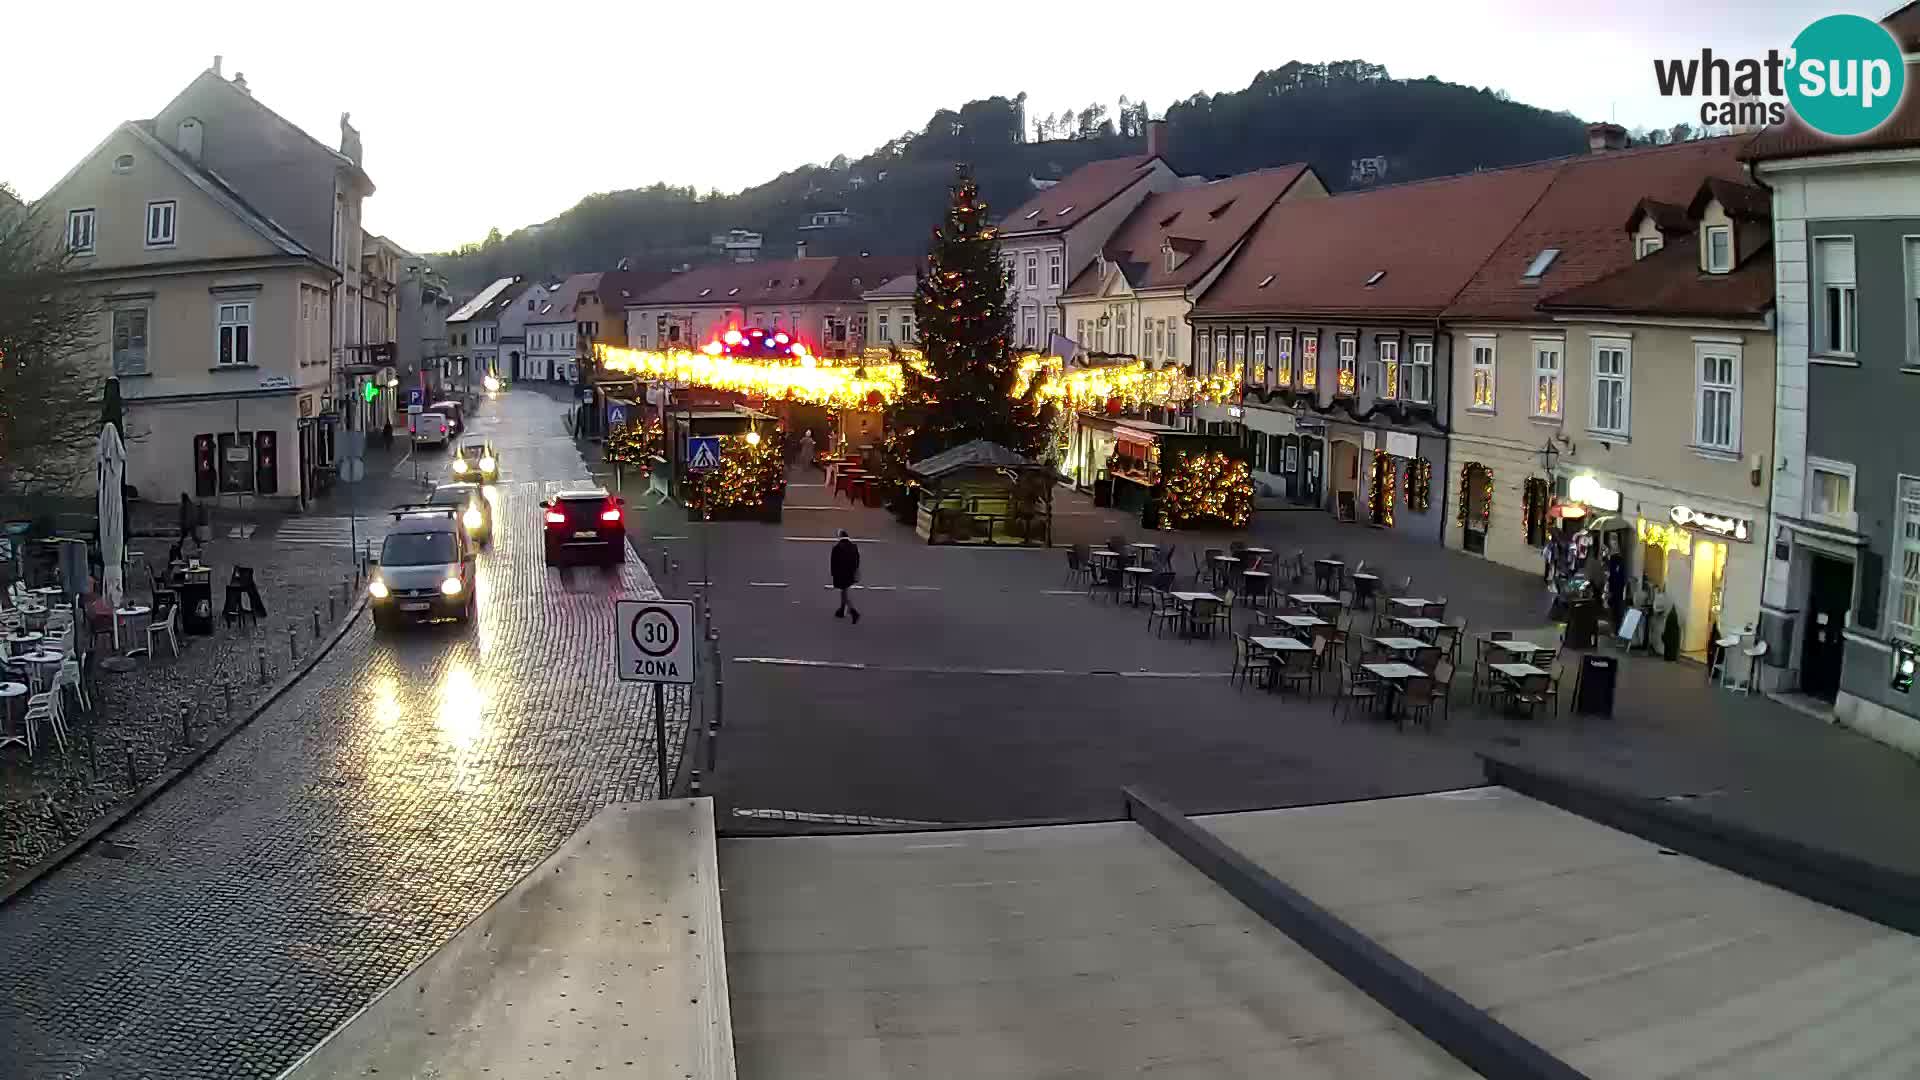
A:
1636;235;1664;259
1048;250;1062;286
1408;339;1433;404
1891;476;1920;644
111;306;150;376
1693;342;1741;454
1023;306;1037;347
1250;331;1267;386
1197;329;1212;372
877;312;891;342
1336;335;1357;395
1704;224;1732;273
216;301;253;367
67;208;96;255
1045;307;1059;341
901;310;915;343
1468;335;1496;411
1231;330;1246;366
1814;235;1857;358
1299;335;1318;390
1905;235;1920;368
1590;337;1630;437
1806;457;1857;531
1375;338;1400;399
145;200;177;248
1274;333;1294;386
1214;331;1231;376
1025;253;1038;287
1167;318;1178;362
1531;337;1563;419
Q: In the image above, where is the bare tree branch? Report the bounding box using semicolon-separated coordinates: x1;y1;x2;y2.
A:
0;182;106;500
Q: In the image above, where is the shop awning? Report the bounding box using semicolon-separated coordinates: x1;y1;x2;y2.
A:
1587;514;1634;532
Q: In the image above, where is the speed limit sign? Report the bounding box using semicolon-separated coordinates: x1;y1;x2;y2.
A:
616;599;695;684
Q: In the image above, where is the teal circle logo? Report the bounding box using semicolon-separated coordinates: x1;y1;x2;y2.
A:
1787;14;1906;137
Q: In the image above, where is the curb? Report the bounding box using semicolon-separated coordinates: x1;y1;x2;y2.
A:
0;596;370;908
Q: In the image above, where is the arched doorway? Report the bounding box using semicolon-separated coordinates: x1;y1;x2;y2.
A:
1330;439;1361;521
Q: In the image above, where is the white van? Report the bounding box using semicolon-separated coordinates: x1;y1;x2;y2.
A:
410;409;451;448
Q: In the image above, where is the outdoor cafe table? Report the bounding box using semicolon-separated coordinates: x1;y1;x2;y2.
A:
1370;636;1429;657
16;603;47;632
1363;661;1427;715
1127;542;1158;565
1243;546;1273;556
115;604;151;653
1251;635;1311;690
32;586;63;603
1488;639;1546;658
1268;613;1327;638
1388;597;1432;611
1490;662;1548;680
19;650;62;692
1210;554;1240;588
6;632;42;659
1351;571;1380;602
1170;591;1222;638
1393;616;1446;639
1121;566;1153;606
0;682;26;752
1288;593;1340;614
1313;558;1344;592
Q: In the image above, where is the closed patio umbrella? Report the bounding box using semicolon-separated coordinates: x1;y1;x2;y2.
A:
97;422;127;610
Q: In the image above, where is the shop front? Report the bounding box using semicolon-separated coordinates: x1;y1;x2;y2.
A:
1069;415;1180;514
1242;407;1326;509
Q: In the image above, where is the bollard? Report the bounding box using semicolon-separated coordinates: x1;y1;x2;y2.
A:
179;703;194;748
222;681;235;715
329;594;337;623
125;749;139;790
313;606;322;638
288;625;298;664
257;645;270;685
689;769;701;797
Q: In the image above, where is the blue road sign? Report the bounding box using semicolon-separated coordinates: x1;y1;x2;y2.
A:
407;387;425;408
688;437;722;470
608;403;630;428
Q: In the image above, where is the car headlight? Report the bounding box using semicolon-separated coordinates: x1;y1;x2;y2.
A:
441;576;464;596
479;456;495;472
368;580;390;599
464;508;483;529
452;459;468;474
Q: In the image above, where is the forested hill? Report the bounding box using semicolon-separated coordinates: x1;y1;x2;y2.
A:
435;61;1589;293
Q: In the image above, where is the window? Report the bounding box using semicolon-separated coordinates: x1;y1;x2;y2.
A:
1532;340;1562;418
902;311;915;342
1076;319;1086;347
877;313;891;342
113;153;135;174
145;200;176;247
1045;308;1059;341
1908;237;1920;365
1048;251;1062;285
1695;344;1740;452
1025;253;1038;287
1591;339;1630;435
1250;332;1267;386
67;209;95;254
1408;340;1433;404
1705;225;1732;273
1636;235;1664;259
1816;237;1857;356
1808;459;1855;527
1376;339;1400;398
1336;336;1356;395
1231;330;1246;368
1002;255;1016;285
1197;330;1212;372
1522;248;1560;280
1023;307;1037;347
217;302;253;366
1274;333;1293;386
111;308;149;376
1167;318;1179;361
1300;335;1318;390
1893;478;1920;643
1214;331;1230;377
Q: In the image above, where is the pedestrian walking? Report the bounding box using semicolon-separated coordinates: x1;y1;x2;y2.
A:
798;429;818;474
831;529;860;623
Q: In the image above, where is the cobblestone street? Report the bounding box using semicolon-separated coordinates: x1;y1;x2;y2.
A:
0;390;687;1079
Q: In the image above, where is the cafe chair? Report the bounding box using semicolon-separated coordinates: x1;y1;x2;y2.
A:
146;603;181;660
1543;664;1566;715
1332;662;1380;722
1511;672;1552;719
1209;590;1236;637
1232;633;1273;690
1413;646;1443;674
1277;647;1317;697
1146;588;1182;637
1431;626;1460;661
24;681;68;754
1063;545;1090;588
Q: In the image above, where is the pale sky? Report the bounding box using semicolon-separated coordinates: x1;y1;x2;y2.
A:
1;0;1850;254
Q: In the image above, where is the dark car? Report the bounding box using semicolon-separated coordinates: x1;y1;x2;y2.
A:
428;481;492;545
542;487;627;566
368;506;477;629
429;400;466;436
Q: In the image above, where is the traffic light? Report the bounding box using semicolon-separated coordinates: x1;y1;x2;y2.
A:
193;434;217;497
254;431;278;494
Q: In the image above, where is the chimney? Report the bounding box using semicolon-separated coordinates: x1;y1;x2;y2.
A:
211;55;222;77
232;72;249;96
1587;122;1629;153
176;117;204;163
796;240;808;259
1146;119;1168;159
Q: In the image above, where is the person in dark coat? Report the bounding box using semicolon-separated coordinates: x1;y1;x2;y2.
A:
830;529;860;622
1606;549;1627;628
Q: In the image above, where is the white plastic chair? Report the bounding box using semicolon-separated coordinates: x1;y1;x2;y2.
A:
146;604;180;659
24;681;66;754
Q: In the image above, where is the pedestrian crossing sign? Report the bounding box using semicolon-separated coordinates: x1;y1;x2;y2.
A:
688;437;722;470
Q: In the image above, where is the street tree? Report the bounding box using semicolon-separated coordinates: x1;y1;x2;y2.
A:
0;183;110;500
885;168;1053;475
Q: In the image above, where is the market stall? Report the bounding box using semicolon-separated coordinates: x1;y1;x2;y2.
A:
907;440;1057;546
667;406;785;522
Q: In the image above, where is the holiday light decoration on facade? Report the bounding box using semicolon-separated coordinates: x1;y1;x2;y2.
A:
1367;449;1396;527
1163;449;1254;528
1457;462;1492;530
1407;457;1432;513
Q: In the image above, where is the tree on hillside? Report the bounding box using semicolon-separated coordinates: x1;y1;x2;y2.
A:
0;184;111;499
885;168;1053;476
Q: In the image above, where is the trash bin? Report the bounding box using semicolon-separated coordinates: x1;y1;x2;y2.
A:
1572;654;1618;717
177;577;214;635
1565;597;1600;649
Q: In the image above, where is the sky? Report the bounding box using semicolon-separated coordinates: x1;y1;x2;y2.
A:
0;0;1858;254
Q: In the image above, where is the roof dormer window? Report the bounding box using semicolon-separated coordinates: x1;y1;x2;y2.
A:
1705;224;1732;274
1635;235;1664;260
1522;248;1561;281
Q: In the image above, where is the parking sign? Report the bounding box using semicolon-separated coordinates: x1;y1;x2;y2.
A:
616;599;695;684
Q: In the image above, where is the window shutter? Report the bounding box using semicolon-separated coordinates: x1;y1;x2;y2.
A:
1908;238;1920;293
1818;238;1855;285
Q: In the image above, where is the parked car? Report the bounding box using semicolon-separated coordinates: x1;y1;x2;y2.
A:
428;481;492;545
410;409;451;449
368;506;476;629
449;437;498;482
541;488;627;566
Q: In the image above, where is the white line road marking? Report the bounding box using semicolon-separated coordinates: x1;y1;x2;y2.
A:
1042;589;1084;595
748;582;790;587
783;506;845;511
652;535;689;541
787;482;829;488
731;657;1228;678
904;585;941;591
784;536;881;543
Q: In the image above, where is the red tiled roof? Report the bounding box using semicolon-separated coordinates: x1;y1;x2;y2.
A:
997;155;1162;236
1538;233;1773;319
1745;60;1920;161
1191;163;1561;319
1442;135;1752;321
1625;198;1691;235
599;269;676;307
630;255;915;308
1689;177;1770;221
1888;1;1920;50
529;273;599;324
1061;165;1312;298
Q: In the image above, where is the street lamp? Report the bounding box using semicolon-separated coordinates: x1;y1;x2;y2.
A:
1537;439;1559;475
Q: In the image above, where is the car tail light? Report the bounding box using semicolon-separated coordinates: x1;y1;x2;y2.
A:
600;507;623;522
544;510;566;525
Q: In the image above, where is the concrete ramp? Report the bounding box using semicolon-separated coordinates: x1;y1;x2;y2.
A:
281;799;733;1079
719;819;1475;1078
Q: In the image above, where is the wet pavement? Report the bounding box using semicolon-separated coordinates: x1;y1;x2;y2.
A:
0;390;687;1079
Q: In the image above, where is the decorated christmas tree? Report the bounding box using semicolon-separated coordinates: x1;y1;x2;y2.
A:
885;167;1054;474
